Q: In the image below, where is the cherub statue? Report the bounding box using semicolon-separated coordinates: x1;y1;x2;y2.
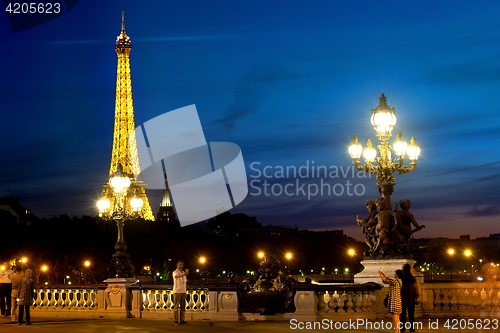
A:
366;197;411;258
356;200;378;255
394;199;425;244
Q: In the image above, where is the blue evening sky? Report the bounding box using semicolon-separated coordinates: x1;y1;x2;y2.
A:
1;0;499;240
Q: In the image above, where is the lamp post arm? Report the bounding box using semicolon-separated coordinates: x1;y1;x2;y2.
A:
353;159;379;175
396;161;417;174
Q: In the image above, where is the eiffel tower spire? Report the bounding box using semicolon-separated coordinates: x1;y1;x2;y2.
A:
104;11;155;221
157;169;178;224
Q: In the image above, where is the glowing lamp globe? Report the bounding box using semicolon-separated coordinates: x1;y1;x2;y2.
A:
393;131;408;157
363;139;377;163
130;196;143;212
349;135;363;159
97;198;111;213
110;175;131;193
407;137;421;161
110;163;131;193
371;93;397;141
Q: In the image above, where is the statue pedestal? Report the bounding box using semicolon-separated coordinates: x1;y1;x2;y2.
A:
354;258;418;284
100;278;138;318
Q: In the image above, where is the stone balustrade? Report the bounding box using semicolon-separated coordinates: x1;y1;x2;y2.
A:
133;285;214;320
26;281;500;321
289;282;382;322
31;285;101;318
420;281;500;317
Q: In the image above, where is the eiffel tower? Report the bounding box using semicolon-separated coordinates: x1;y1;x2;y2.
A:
102;11;154;221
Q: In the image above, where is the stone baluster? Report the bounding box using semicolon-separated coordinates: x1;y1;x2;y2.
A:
64;289;70;308
366;291;373;312
203;290;209;311
317;292;327;312
345;292;354;313
33;289;41;308
165;290;172;310
360;291;368;311
83;289;90;309
460;288;471;311
455;288;465;311
434;288;442;311
354;291;362;312
188;291;195;311
491;288;499;311
90;289;97;308
152;290;159;310
56;289;64;308
64;289;71;309
141;290;149;311
157;291;165;310
449;289;458;311
195;290;203;311
328;291;337;313
78;290;85;309
472;288;479;311
324;291;331;312
340;291;347;312
481;288;489;310
42;289;49;308
71;289;78;309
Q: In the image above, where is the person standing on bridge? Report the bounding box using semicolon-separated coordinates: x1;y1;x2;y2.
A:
172;261;189;325
17;269;34;325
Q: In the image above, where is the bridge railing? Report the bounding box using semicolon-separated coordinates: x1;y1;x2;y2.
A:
29;280;500;320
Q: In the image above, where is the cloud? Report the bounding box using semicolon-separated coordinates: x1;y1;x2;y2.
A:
214;64;304;129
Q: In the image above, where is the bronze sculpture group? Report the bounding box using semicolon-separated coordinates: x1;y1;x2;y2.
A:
357;198;425;258
238;255;294;314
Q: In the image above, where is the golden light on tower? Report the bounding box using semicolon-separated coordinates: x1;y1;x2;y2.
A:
99;10;154;221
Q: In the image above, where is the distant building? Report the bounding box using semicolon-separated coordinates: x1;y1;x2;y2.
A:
0;196;38;226
411;234;500;259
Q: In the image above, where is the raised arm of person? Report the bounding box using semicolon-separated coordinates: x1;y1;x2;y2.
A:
174;269;189;277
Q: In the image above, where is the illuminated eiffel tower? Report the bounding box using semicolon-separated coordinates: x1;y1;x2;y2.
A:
102;11;154;221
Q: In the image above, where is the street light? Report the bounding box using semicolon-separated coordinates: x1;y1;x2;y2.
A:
349;94;420;209
41;265;48;272
84;261;91;267
285;252;292;276
465;250;472;257
258;252;265;259
97;163;144;278
199;257;206;283
348;249;355;257
448;249;455;255
21;257;27;264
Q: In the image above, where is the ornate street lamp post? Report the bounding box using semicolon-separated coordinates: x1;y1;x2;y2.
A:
348;93;420;209
97;163;144;278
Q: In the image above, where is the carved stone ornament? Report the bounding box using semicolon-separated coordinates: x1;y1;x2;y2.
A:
300;293;309;300
224;293;233;300
110;285;122;294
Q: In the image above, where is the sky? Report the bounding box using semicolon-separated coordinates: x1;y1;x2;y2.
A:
0;0;499;241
